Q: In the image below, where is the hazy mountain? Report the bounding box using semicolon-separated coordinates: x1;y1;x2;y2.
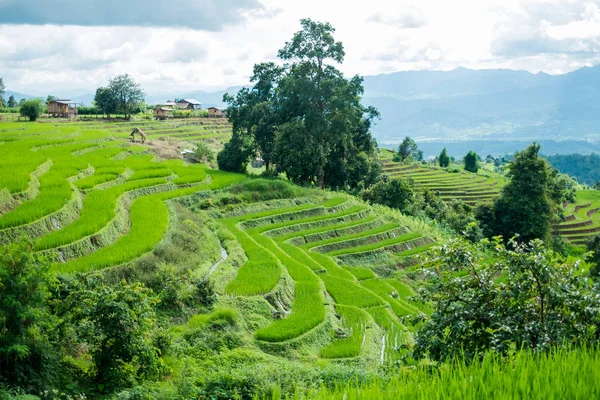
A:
145;86;246;108
4;90;36;101
363;65;600;156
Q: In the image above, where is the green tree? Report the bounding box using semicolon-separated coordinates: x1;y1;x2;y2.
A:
223;62;284;171
438;147;450;167
19;99;44;121
94;86;118;117
60;275;163;392
46;95;57;103
361;177;414;213
221;19;380;190
464;150;479;173
217;132;253;173
192;142;215;164
477;144;556;243
7;95;16;108
0;241;59;390
275;19;380;189
107;74;145;119
586;235;600;277
415;238;600;362
0;77;5;107
394;137;421;162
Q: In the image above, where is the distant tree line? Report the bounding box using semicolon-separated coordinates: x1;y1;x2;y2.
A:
545;153;600;187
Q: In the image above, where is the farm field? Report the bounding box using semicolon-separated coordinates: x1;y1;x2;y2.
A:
208;192;437;358
554;190;600;246
381;159;507;206
0;119;439;367
0;120;239;271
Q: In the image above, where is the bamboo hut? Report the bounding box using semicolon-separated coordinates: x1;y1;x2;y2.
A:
47;100;78;118
154;107;173;120
207;107;225;118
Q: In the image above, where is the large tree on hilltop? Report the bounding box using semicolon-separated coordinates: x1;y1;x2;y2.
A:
219;19;381;190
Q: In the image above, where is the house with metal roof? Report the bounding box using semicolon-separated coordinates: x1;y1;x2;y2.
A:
175;99;202;110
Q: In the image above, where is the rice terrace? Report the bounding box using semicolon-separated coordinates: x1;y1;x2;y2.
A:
3;3;600;400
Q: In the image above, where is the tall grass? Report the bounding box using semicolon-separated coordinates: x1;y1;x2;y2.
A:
282;347;600;399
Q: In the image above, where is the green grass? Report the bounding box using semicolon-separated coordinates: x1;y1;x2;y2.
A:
326;232;422;257
34;178;168;250
320;275;383;308
255;281;325;342
52;194;169;274
291;347;600;399
360;279;420;318
320;305;369;359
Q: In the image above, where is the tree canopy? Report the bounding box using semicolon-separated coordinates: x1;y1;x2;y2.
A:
219;19;381;190
94;75;145;119
0;78;5;107
19;99;44;121
394;137;422;162
416;238;600;362
438;147;450;167
7;95;16;108
464;150;479;173
477;143;558;243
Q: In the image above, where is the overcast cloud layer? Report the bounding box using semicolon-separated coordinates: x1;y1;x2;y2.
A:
1;0;599;95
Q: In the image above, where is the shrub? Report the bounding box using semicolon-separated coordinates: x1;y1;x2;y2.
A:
415;237;600;362
19;99;44;121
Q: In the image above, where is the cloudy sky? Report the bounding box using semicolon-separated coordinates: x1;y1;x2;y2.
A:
1;0;599;95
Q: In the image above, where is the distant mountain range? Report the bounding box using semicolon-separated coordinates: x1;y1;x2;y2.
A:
7;65;600;156
362;65;600;156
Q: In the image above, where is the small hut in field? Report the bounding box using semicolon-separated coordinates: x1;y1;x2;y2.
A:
47;100;78;118
207;107;225;118
154;107;173;120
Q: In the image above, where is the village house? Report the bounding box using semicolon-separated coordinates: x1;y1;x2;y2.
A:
207;107;225;118
47;99;78;118
175;99;202;110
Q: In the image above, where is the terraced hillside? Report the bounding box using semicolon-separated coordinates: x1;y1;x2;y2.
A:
0;120;241;275
0;120;439;365
192;192;439;361
554;190;600;246
382;160;506;206
79;118;233;153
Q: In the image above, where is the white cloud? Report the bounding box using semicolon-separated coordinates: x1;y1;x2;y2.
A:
1;0;599;95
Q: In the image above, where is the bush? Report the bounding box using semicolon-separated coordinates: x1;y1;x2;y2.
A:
361;177;414;213
415;237;600;362
19;99;44;121
217;134;252;173
192;142;215;164
77;106;102;115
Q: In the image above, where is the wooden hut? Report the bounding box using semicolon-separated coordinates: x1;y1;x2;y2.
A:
175;99;202;110
47;100;78;118
207;107;225;118
154;107;173;120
